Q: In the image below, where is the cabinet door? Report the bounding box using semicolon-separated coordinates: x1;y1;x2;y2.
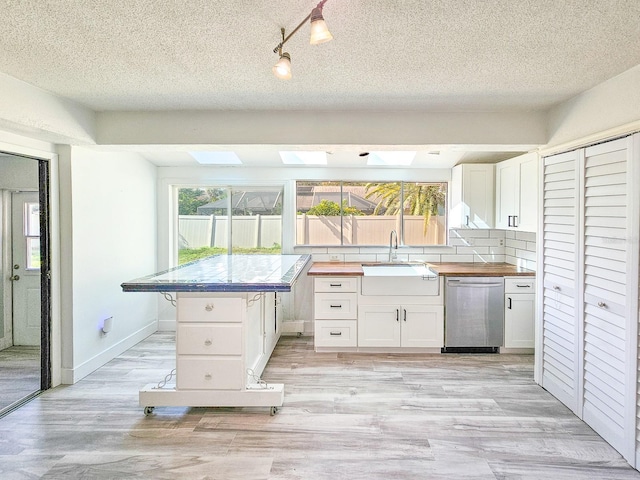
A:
400;305;444;348
358;305;400;347
495;160;518;229
462;164;495;228
517;154;539;232
504;294;535;348
450;164;494;228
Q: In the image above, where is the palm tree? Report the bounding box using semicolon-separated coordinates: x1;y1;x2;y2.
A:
365;182;446;234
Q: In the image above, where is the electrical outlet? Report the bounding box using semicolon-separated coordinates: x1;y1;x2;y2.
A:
499;239;504;246
329;254;341;262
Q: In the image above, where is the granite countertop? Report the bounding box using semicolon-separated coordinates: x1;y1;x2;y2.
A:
122;254;311;292
307;261;535;277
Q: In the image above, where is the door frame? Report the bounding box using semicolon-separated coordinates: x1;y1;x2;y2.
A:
0;152;52;391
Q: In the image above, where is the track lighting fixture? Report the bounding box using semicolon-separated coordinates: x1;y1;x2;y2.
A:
272;0;333;80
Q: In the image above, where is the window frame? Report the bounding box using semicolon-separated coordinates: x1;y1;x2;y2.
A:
295;180;448;247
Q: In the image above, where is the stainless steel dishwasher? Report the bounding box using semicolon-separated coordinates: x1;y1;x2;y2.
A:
444;276;504;352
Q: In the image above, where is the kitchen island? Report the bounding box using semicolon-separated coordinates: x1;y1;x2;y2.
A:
122;254;310;415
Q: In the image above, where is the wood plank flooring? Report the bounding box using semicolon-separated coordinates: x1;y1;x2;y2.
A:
0;333;637;479
0;346;40;413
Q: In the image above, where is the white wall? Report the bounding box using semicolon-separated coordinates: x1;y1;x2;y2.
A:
0;72;96;144
61;147;158;383
546;64;640;148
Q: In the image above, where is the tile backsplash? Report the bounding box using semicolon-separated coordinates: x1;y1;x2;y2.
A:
296;228;537;271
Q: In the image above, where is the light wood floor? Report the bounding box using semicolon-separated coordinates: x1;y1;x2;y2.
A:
0;333;638;479
0;346;40;413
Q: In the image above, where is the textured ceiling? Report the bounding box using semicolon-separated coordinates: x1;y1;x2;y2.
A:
1;1;639;167
1;0;639;113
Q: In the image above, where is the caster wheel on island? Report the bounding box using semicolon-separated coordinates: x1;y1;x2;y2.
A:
270;406;279;416
144;406;155;416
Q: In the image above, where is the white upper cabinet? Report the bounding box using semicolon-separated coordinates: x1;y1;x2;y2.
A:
450;164;495;228
495;152;539;232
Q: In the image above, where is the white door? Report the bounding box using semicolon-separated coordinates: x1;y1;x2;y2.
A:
400;305;444;348
11;192;41;346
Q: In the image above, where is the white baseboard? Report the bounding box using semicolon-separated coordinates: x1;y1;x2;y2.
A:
61;321;157;384
281;320;311;336
158;318;176;332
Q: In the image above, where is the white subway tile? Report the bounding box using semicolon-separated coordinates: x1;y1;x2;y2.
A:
449;229;490;238
516;231;536;242
526;241;537;252
475;237;503;247
441;254;474;263
489;246;506;255
505;255;517;265
506;239;527;249
505;247;516;256
490;230;507;238
505;230;516;239
456;246;490;255
424;246;455;254
408;254;442;263
312;254;340;262
474;254;506;263
344;254;378;263
515;249;536;261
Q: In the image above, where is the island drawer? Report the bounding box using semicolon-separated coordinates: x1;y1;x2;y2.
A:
315;277;358;293
315;293;358;319
505;277;536;294
177;295;244;323
177;324;242;355
315;320;357;347
177;357;244;390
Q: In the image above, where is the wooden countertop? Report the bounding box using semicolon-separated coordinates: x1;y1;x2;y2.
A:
307;262;535;277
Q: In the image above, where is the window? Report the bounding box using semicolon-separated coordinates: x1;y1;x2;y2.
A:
177;186;283;264
296;181;447;246
24;202;41;270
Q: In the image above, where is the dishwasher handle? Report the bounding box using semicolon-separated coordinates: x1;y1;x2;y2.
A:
447;282;504;288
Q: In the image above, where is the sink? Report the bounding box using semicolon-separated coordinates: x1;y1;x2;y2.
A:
361;263;437;278
361;263;439;296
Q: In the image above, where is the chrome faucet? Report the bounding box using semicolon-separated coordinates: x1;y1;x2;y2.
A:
388;230;398;262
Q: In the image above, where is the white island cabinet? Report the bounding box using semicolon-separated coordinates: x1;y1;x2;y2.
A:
122;254;310;415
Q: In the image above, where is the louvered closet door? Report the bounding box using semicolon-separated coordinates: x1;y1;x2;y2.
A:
582;137;631;456
541;150;580;412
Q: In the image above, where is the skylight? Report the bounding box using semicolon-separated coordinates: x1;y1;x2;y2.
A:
189;151;242;165
366;151;416;166
279;151;327;165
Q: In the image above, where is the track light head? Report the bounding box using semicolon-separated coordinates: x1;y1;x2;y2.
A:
310;5;333;45
273;52;292;80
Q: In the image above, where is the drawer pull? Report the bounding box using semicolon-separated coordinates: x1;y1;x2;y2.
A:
330;304;342;308
204;373;212;380
204;339;212;346
329;331;342;336
516;284;531;288
597;301;607;308
205;304;214;312
329;283;342;287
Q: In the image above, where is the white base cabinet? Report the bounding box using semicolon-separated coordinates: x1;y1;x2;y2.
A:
358;304;443;348
504;277;535;349
314;276;444;352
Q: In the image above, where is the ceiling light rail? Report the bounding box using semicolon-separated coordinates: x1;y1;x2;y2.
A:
272;0;333;80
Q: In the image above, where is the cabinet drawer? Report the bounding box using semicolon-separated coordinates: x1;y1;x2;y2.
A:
505;277;535;294
177;357;244;390
177;296;243;323
315;277;358;293
315;293;358;319
177;324;242;355
315;320;357;347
